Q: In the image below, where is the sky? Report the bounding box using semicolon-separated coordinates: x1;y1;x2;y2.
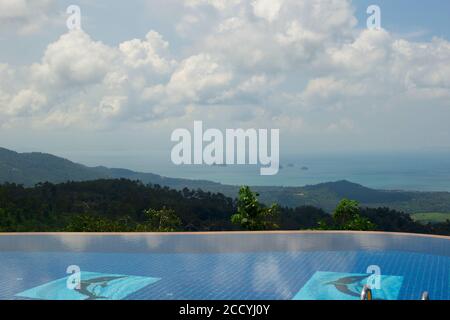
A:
1;0;450;172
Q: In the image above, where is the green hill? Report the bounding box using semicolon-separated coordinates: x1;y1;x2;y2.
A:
0;147;224;190
0;147;107;185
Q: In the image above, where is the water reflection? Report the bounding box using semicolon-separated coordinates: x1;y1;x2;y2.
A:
0;232;448;256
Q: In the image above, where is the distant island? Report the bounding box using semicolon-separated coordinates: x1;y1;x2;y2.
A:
211;163;227;167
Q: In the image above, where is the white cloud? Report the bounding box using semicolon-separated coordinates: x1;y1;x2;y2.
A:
119;31;175;73
175;14;200;37
0;0;57;34
302;76;368;106
184;0;242;11
166;53;232;103
98;96;127;118
252;0;283;22
302;29;450;111
31;30;116;89
325;29;392;75
7;89;47;116
1;29;177;127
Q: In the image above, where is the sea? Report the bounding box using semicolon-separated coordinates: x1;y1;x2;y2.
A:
69;151;450;192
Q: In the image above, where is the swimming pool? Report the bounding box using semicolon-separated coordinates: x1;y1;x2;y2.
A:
0;232;449;300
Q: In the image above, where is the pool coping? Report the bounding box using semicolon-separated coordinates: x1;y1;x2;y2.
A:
0;230;449;240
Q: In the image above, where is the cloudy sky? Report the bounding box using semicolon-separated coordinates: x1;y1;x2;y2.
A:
1;0;450;171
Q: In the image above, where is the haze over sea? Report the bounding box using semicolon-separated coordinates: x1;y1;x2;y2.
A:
61;150;450;192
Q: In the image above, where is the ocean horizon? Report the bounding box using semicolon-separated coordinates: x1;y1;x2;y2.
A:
60;150;450;192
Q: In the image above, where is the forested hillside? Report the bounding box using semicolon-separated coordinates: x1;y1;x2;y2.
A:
0;179;448;235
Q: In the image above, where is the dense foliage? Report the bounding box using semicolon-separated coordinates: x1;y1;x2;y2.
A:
0;179;235;232
0;179;448;235
318;199;376;231
231;186;279;230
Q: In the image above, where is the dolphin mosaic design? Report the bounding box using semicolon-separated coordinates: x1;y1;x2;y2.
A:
325;275;369;298
293;271;403;300
75;275;128;300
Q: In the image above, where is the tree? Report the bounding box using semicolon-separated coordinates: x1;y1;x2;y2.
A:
343;214;376;231
333;199;361;226
142;207;181;232
317;199;376;231
231;186;279;230
332;199;375;231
